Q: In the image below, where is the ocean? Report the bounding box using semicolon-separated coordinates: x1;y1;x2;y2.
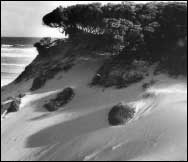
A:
1;37;41;87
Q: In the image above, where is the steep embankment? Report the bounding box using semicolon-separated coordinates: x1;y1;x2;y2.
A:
1;49;187;161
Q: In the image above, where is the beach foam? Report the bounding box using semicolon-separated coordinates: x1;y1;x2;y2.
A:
1;46;37;87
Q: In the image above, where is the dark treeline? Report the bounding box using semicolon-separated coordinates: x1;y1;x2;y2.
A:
42;2;187;75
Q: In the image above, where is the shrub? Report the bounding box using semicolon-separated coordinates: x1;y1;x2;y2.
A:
91;64;145;88
1;97;21;115
56;87;75;103
34;37;52;48
17;93;26;98
30;76;46;91
30;60;75;92
63;63;74;72
44;87;75;111
44;102;58;112
123;71;144;84
115;76;129;89
142;79;157;90
108;103;135;126
6;99;21;113
40;37;52;46
142;92;155;98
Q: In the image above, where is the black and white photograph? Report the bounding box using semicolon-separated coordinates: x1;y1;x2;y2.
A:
1;1;187;161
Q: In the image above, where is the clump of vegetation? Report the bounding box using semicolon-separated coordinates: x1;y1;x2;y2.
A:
30;76;47;91
7;99;21;113
43;2;187;76
142;79;157;90
108;103;135;126
34;37;67;58
30;58;75;91
62;62;74;72
17;93;26;99
1;98;21;116
90;58;148;88
13;2;187;91
44;87;75;111
142;92;156;99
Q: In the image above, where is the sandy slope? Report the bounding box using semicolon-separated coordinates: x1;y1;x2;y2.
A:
1;59;187;161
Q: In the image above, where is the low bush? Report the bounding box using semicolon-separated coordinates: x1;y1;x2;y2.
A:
44;87;75;111
108;103;135;126
63;63;74;72
30;76;46;91
17;93;26;98
142;79;157;90
91;59;148;88
142;92;156;98
7;99;21;113
1;98;21;115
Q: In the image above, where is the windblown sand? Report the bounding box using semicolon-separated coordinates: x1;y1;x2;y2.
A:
1;59;187;161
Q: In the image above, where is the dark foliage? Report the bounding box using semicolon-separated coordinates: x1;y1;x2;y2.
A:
30;59;75;91
142;79;157;90
108;103;135;126
1;99;21;115
90;58;148;88
42;2;187;76
62;63;74;72
142;92;156;99
7;99;21;113
30;76;47;91
17;93;26;98
44;87;75;111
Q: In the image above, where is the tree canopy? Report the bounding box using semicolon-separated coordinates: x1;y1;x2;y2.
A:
42;2;187;75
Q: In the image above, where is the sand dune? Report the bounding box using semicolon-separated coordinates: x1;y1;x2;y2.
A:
1;59;187;161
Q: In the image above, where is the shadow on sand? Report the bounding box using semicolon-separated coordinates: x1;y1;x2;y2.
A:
25;107;109;148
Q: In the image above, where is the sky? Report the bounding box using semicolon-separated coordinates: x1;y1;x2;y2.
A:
1;1;186;38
